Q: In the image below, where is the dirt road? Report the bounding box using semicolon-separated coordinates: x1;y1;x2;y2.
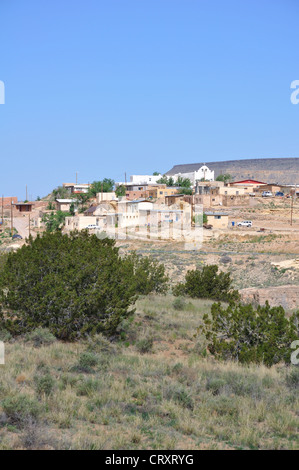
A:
13;216;30;239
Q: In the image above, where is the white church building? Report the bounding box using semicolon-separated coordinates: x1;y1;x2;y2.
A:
172;165;214;185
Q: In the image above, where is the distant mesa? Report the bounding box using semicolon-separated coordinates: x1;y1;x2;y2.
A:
166;158;299;185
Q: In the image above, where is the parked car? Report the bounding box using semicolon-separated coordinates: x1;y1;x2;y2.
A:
12;234;23;240
275;191;284;197
237;220;252;227
262;191;272;197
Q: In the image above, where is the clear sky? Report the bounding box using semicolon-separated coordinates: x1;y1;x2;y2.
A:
0;0;299;200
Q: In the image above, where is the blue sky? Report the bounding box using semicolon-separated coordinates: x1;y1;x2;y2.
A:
0;0;299;200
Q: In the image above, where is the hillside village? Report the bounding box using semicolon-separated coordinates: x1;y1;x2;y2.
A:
1;163;299;242
1;162;299;310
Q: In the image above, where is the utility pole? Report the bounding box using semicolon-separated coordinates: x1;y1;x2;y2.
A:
125;172;127;184
1;195;3;226
290;184;296;226
76;172;78;184
101;182;103;202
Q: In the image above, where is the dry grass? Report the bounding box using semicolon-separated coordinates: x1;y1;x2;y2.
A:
0;294;298;450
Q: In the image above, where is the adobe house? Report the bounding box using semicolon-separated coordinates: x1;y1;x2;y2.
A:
205;211;229;229
55;199;76;212
13;202;34;213
255;183;282;194
228;179;267;193
165;194;186;206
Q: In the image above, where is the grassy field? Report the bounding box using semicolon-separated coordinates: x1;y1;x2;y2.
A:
0;294;298;450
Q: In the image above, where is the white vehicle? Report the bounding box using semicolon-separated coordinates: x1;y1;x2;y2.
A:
262;191;272;197
237;220;252;227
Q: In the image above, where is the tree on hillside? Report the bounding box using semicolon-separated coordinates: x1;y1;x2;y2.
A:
157;175;169;185
199;302;299;366
128;252;169;295
179;188;193;195
216;174;233;183
0;231;138;340
176;176;192;188
115;185;126;197
42;211;69;232
0;232;169;340
88;179;115;197
51;186;70;200
69;202;75;216
173;265;239;302
76;193;90;213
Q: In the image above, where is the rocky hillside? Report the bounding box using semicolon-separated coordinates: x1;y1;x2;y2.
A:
241;285;299;311
166;157;299;184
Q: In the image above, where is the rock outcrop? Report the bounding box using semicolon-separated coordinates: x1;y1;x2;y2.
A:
240;285;299;311
166;157;299;185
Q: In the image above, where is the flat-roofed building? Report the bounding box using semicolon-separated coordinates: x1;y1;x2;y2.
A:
205;211;229;229
63;183;91;194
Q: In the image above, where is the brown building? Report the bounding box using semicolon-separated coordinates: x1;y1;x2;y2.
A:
13;202;34;213
205;212;229;229
165;194;186;206
254;183;281;194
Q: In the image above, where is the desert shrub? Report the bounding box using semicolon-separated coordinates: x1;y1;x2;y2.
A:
58;374;79;391
199;302;299;366
76;378;100;397
72;351;108;374
77;352;99;372
0;328;12;342
220;255;232;265
25;328;57;347
129;252;169;295
205;370;264;399
172;297;186;311
34;373;55;397
136;336;154;354
208;395;239;417
173;265;239;302
86;333;118;355
165;385;194;410
206;377;227;396
2;395;40;425
0;252;8;274
286;367;299;389
0;231;137;340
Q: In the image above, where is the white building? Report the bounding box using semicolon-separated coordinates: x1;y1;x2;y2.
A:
63;183;91;194
116;174;163;186
172;165;214;185
130;174;162;184
96;192;118;203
